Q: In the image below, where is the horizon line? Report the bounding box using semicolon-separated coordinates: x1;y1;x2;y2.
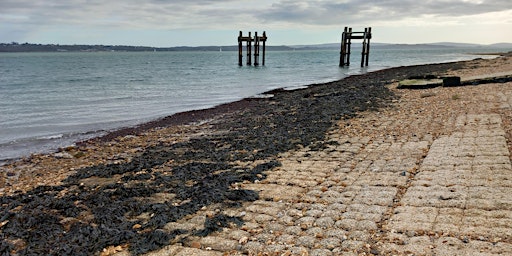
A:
3;41;512;49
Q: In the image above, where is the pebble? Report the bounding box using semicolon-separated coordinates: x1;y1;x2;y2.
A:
54;152;73;159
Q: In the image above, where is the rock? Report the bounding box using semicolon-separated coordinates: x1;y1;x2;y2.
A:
54;152;73;159
190;241;201;249
439;195;455;200
442;76;461;87
239;236;249;244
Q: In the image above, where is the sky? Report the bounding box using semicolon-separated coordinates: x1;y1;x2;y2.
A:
1;0;512;47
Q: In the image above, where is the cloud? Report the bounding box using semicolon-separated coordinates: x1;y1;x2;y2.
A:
0;0;261;30
0;0;510;45
260;0;512;26
1;0;511;30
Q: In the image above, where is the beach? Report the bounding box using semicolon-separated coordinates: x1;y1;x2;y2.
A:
1;54;512;255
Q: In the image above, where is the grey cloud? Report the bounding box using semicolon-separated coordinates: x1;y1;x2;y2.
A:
261;0;512;25
0;0;249;28
1;0;511;31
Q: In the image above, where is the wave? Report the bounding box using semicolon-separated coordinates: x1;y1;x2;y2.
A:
0;129;108;162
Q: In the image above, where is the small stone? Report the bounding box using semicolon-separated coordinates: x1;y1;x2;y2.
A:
54;152;73;159
0;220;9;228
239;236;249;244
296;235;316;247
439;195;454;200
370;248;380;255
10;239;26;252
190;241;201;249
73;151;86;158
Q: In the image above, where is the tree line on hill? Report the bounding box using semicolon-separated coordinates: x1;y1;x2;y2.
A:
0;42;293;52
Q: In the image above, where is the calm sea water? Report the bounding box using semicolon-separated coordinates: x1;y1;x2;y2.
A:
0;47;504;162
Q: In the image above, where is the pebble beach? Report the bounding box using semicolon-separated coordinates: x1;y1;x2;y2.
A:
1;54;512;255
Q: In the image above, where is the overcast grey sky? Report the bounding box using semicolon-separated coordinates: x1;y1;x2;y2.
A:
1;0;511;46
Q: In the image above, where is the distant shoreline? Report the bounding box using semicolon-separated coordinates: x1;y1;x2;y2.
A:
468;52;511;56
0;43;294;53
2;42;511;53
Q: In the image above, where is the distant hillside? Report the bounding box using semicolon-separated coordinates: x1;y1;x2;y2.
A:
0;42;293;52
428;42;481;47
0;43;156;52
288;43;455;50
167;45;293;52
488;43;512;48
289;42;512;50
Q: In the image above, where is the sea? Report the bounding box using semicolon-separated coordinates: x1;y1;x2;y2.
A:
0;46;507;163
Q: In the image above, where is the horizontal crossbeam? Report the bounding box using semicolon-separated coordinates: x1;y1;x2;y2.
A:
345;34;372;40
238;37;268;42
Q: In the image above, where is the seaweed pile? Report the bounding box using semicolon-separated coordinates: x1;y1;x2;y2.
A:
0;62;464;255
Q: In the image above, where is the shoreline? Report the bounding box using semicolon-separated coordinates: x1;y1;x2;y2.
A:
1;58;481;190
0;50;506;165
0;55;497;167
81;59;478;144
85;52;512;147
2;53;510;174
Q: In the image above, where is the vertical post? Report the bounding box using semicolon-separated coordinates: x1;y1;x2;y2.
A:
365;27;371;66
361;27;367;67
346;27;352;66
246;32;252;65
262;31;266;66
238;31;243;66
254;32;259;66
340;27;347;66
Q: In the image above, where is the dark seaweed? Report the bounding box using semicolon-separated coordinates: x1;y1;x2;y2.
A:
194;214;244;237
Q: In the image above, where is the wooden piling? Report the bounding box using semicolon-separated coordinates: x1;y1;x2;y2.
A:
262;32;266;66
238;31;243;66
361;28;368;67
254;32;259;66
237;31;267;66
347;27;352;66
247;32;252;65
365;27;371;66
339;27;347;66
340;27;372;67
